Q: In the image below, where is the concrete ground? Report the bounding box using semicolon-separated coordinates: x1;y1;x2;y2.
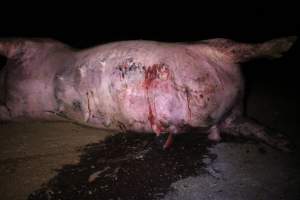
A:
0;122;114;200
164;143;300;200
1;57;300;200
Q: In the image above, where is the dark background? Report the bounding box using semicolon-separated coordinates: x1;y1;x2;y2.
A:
0;2;299;45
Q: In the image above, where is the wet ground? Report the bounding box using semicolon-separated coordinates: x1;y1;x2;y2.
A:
1;51;300;199
28;132;213;200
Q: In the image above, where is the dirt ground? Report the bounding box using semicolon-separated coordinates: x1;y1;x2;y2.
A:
1;55;300;199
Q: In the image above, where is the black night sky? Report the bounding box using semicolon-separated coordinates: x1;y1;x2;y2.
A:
0;3;299;45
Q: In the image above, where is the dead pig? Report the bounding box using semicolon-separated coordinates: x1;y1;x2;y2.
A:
0;37;297;150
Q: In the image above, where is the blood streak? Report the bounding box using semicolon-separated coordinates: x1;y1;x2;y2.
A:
143;64;171;135
146;86;163;135
147;103;155;126
144;64;159;89
143;64;170;89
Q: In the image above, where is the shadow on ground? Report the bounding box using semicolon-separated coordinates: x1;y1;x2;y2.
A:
28;133;214;200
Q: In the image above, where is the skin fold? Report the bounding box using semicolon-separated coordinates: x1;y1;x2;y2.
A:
0;37;297;150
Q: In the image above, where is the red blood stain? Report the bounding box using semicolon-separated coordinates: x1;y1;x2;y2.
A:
143;64;170;89
148;103;155;128
144;64;159;89
143;64;171;135
146;95;164;135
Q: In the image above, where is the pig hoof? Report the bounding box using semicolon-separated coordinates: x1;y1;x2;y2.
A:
163;133;174;149
154;133;174;150
154;134;168;149
208;126;221;142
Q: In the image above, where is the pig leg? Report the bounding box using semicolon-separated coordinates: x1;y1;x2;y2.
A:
208;125;221;142
209;94;244;143
163;133;174;149
153;132;174;150
221;114;291;151
165;125;221;149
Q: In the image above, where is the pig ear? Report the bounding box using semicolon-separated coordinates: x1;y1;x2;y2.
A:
0;38;70;59
190;36;297;63
0;38;24;58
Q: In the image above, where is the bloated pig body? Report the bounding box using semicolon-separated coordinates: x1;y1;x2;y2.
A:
0;37;296;150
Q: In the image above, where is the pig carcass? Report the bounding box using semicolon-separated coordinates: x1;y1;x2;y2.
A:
0;37;296;150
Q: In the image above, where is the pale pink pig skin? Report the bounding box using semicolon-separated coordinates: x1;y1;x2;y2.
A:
0;37;296;150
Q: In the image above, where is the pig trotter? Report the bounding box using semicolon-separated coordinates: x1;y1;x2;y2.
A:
163;133;174;149
154;133;174;149
208;125;221;142
222;116;291;152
